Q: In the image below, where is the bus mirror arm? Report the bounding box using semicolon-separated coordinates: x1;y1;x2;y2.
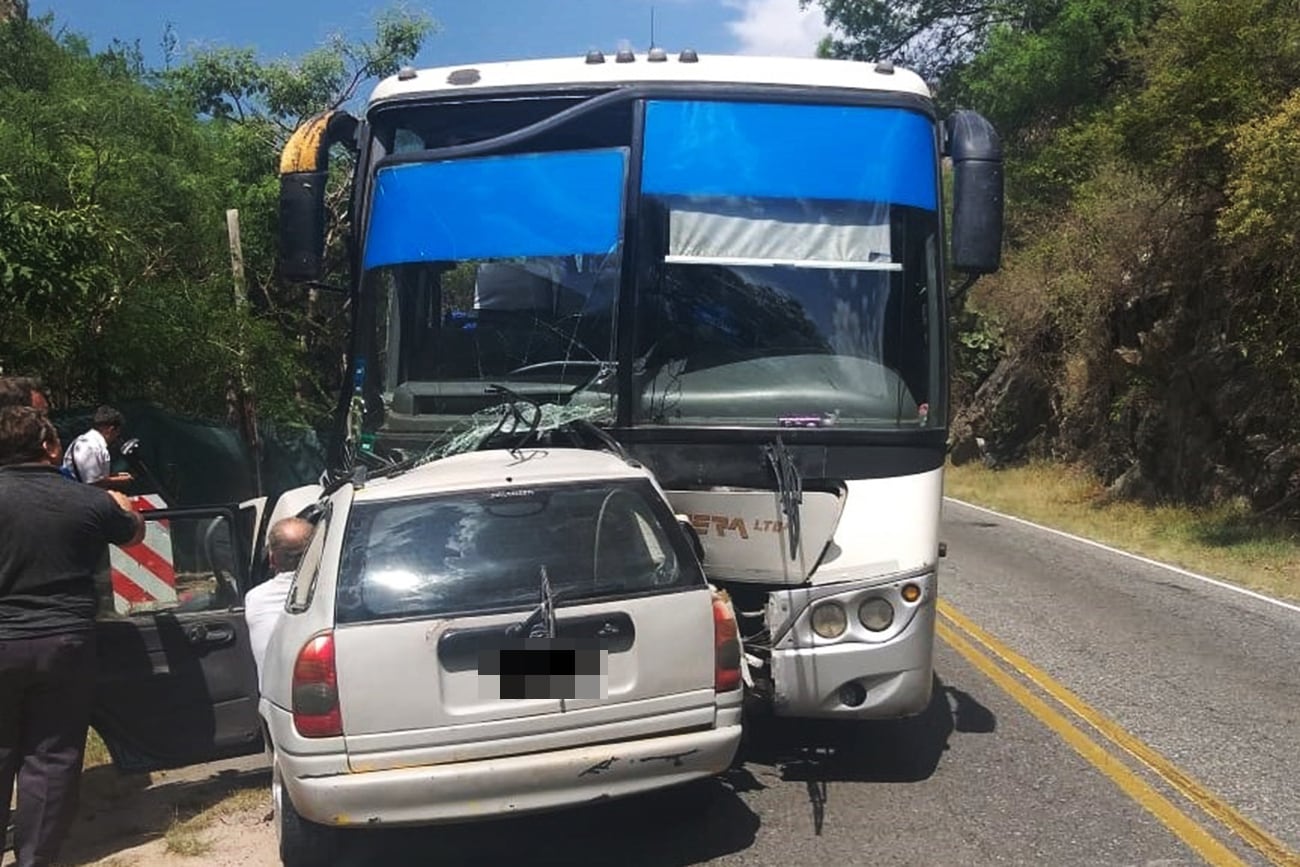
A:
948;273;981;306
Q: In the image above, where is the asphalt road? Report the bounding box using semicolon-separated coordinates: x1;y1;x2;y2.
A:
319;497;1300;866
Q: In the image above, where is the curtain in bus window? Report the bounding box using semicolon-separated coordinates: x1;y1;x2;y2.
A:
665;197;893;268
634;101;939;429
363;148;628;269
641;102;937;210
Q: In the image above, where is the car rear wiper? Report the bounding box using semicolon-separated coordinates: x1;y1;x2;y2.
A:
507;565;560;640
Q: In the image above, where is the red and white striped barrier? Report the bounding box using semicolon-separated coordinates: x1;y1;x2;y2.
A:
110;494;176;614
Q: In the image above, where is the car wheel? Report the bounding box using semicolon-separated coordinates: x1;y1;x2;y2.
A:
273;762;341;867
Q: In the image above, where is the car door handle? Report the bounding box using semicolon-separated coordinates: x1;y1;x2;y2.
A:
184;623;234;646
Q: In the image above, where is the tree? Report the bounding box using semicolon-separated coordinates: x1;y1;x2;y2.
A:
163;9;437;418
0;18;243;407
0;0;26;23
169;8;433;130
0;9;437;426
805;0;1055;83
810;0;1157;131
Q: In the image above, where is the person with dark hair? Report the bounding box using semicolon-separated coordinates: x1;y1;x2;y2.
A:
0;376;49;411
0;405;145;867
61;405;132;490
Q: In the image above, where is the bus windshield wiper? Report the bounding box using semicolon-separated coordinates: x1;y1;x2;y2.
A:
765;436;803;560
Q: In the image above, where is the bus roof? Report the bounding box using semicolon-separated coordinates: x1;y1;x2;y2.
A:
368;52;931;106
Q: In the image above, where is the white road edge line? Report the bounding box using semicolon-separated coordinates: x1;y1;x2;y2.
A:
943;497;1300;616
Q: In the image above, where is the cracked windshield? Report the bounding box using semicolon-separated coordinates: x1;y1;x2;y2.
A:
4;0;1299;865
355;99;942;453
357;148;626;445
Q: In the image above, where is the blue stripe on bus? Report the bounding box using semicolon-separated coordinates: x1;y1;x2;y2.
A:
363;148;627;269
641;102;937;210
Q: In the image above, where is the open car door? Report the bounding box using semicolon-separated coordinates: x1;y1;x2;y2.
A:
92;501;268;774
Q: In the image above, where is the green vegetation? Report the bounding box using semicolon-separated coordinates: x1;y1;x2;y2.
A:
6;1;1299;519
946;460;1300;601
83;728;111;769
815;0;1300;516
0;9;435;425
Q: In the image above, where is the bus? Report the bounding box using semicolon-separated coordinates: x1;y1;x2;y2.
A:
277;49;1003;720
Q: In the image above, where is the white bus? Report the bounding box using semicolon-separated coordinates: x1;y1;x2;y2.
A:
278;48;1004;720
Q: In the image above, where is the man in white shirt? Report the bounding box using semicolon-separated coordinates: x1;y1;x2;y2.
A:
62;405;132;489
244;516;313;686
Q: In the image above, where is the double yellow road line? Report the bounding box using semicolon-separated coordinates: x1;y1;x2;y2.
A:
937;600;1300;867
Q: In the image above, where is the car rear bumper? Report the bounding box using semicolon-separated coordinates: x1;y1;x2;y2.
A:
274;709;743;827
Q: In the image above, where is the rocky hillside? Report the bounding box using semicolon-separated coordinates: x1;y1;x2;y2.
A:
814;0;1300;515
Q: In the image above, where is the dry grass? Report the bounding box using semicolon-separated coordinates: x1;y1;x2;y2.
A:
161;783;270;858
945;459;1300;601
83;729;111;770
163;814;214;857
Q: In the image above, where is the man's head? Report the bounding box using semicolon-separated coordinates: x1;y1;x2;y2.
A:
0;406;61;467
267;516;314;574
0;376;49;411
92;405;125;445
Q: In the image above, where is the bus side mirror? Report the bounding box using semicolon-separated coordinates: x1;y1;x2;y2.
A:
278;111;359;283
947;110;1004;275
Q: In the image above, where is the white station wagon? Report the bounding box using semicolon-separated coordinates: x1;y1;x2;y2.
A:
256;447;744;865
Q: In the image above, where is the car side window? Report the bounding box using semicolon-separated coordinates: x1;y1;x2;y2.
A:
102;510;244;618
287;509;330;614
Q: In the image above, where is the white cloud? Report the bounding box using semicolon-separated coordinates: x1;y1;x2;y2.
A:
724;0;830;57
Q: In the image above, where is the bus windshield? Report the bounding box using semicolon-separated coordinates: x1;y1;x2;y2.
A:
357;148;626;428
356;96;942;446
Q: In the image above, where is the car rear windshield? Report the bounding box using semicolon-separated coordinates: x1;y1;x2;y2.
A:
334;478;705;624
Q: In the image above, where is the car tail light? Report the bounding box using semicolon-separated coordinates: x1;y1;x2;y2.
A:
292;631;342;738
712;592;742;692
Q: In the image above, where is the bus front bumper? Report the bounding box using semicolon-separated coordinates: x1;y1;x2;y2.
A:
768;575;936;720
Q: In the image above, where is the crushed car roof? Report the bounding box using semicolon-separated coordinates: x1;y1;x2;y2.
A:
353;448;651;502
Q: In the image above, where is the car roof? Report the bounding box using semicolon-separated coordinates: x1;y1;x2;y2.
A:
368;52;930;105
352;448;653;503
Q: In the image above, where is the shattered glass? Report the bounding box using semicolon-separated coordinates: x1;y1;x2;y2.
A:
417;399;614;465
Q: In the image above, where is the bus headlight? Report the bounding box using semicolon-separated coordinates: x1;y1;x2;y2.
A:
810;602;848;639
858;598;894;632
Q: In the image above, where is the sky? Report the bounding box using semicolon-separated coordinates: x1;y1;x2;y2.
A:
27;0;833;72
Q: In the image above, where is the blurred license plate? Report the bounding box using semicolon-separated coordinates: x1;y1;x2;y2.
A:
478;639;608;699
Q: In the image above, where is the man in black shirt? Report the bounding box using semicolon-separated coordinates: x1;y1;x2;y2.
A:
0;406;144;867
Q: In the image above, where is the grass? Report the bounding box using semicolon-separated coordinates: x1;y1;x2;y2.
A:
72;728;272;861
163;814;215;857
162;784;270;858
83;729;111;770
945;459;1300;602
